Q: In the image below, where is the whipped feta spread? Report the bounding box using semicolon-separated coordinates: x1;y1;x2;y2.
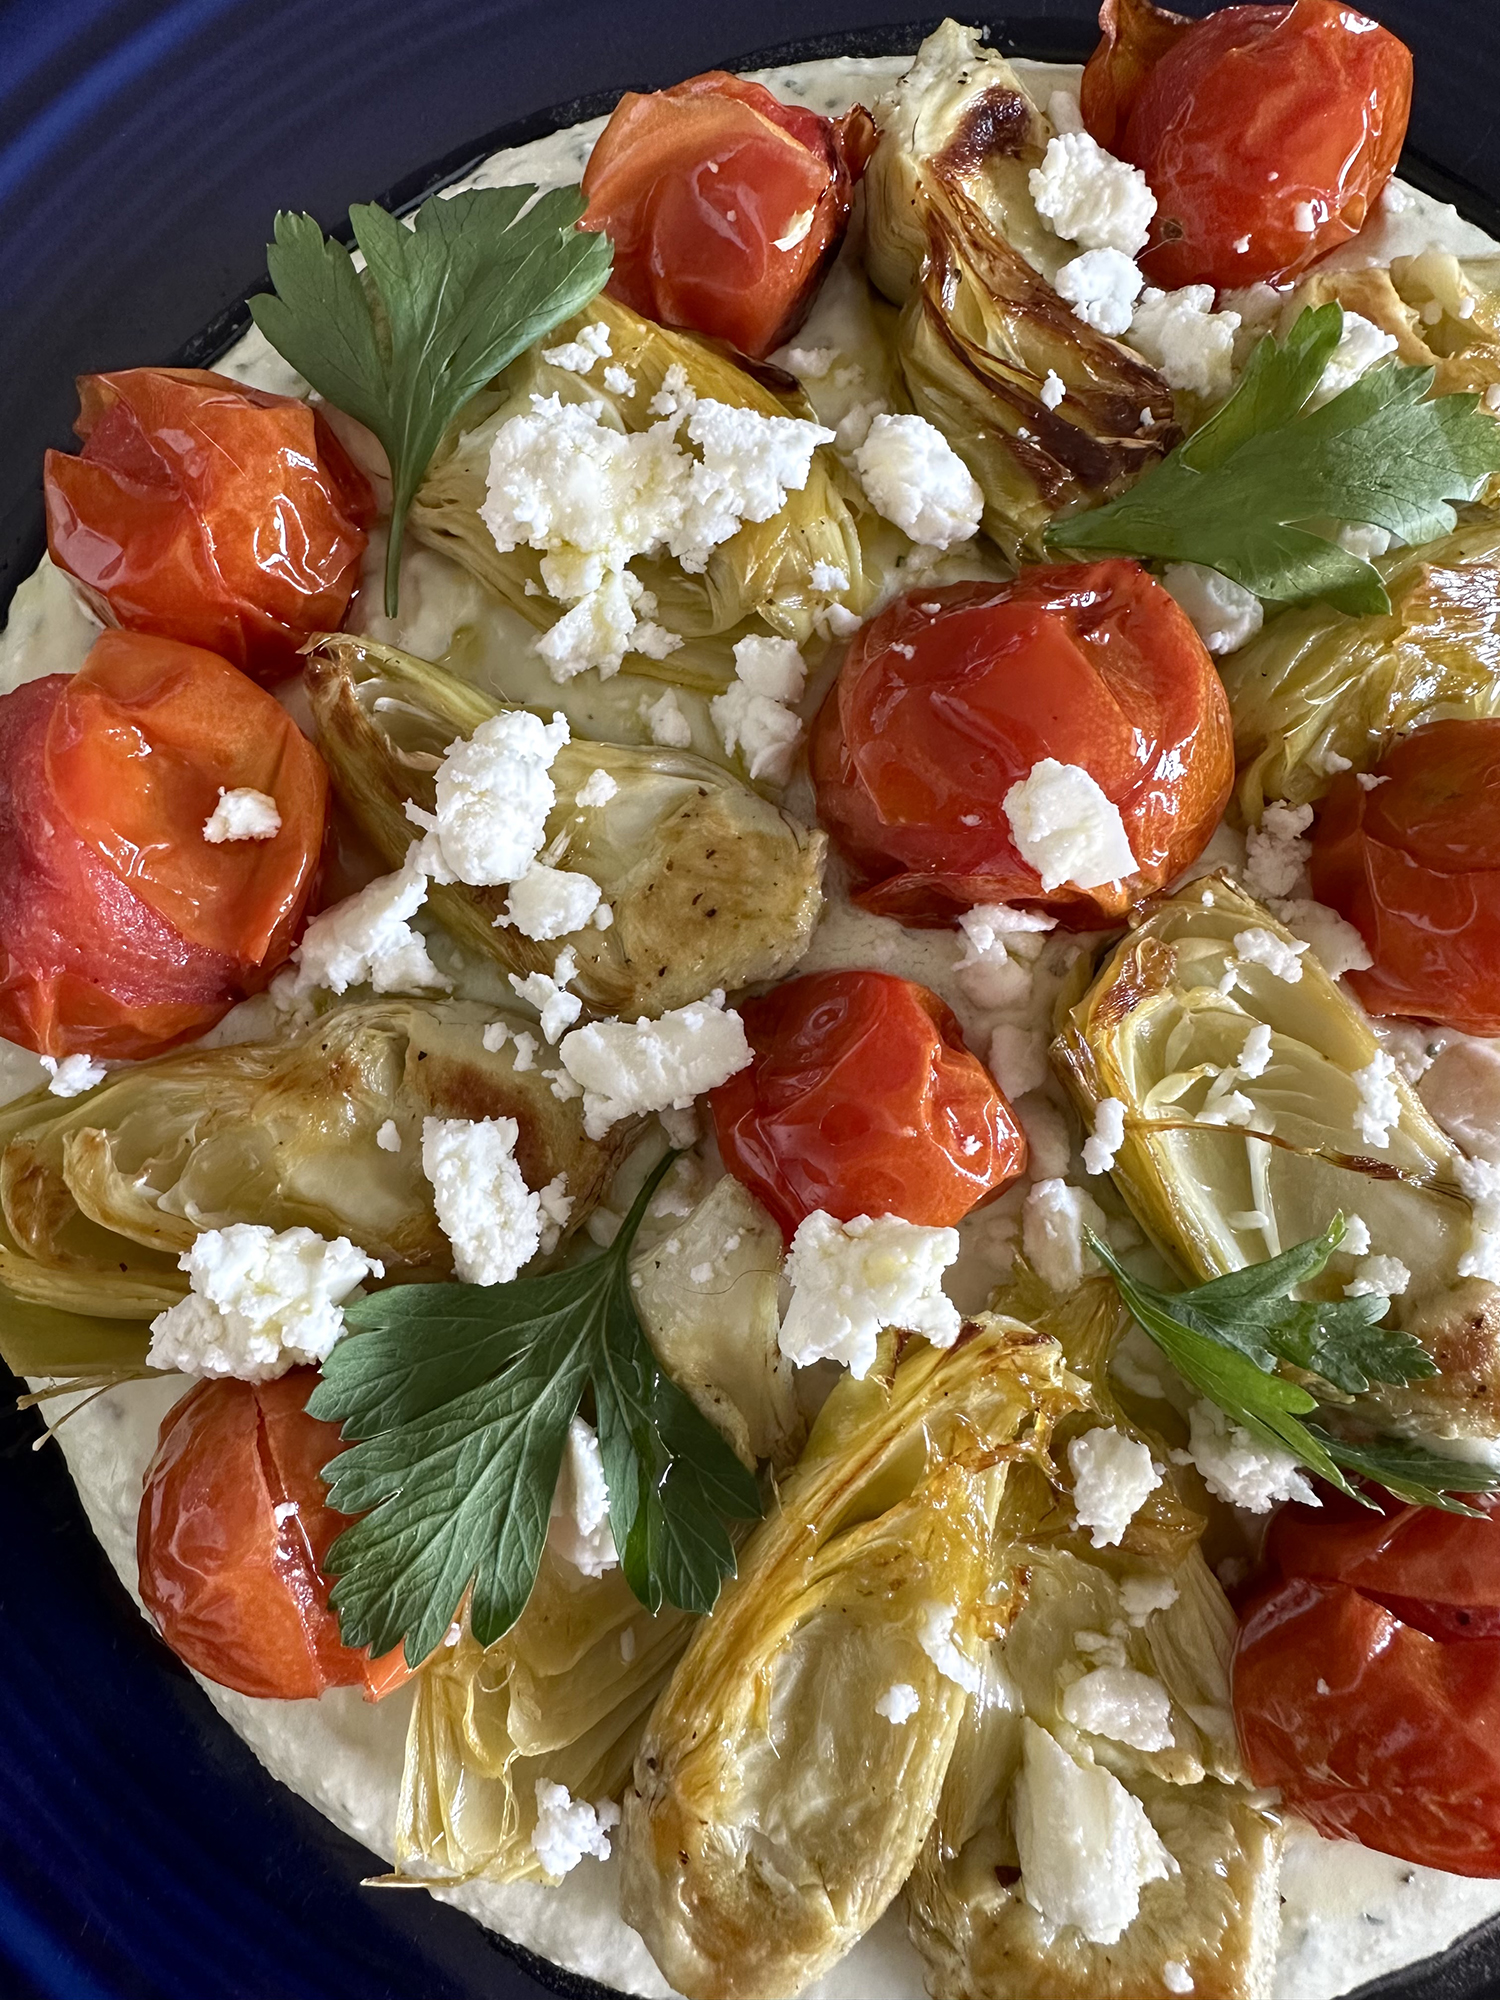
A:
14;48;1500;2000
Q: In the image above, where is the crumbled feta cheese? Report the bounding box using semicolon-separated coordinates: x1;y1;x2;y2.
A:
779;1210;961;1378
530;1779;621;1879
1352;1049;1401;1148
147;1224;381;1381
1243;800;1314;901
1457;1153;1500;1280
548;1415;618;1577
407;710;568;887
1341;1214;1372;1257
875;1681;921;1724
535;568;653;680
1338;522;1394;560
1023;1179;1106;1294
602;365;635;398
575;767;618;810
504;862;603;941
917;1601;983;1694
421;1115;544;1286
711;634;808;783
1069;1426;1160;1549
853;413;983;549
643;688;693;748
1231;927;1308;984
730;633;806;704
509;946;583;1044
1163;562;1264;655
287;860;448;998
202;786;281;844
987;1022;1049;1100
375;1119;400;1152
1199;1066;1257;1127
1040;368;1067;409
1128;286;1241;399
1083;1097;1127;1176
511;1030;539;1071
1062;1666;1174;1751
1054;249;1144;336
560;990;750;1139
40;1053;106;1097
1274;898;1373;981
784;344;834;379
677;399;835;566
1164;1962;1195;1993
541;321;612;372
1029;132;1156;256
808;560;849;594
1004;758;1137;892
1345;1253;1411;1299
1013;1720;1174;1946
1236;1021;1274;1080
1120;1572;1179;1624
1184;1400;1319;1511
1311;310;1399;408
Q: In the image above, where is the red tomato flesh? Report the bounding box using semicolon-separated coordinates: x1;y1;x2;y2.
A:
46;631;327;967
0;674;236;1058
1309;719;1500;1035
710;968;1026;1240
45;368;375;685
810;563;1233;928
1086;0;1413;291
1235;1492;1500;1873
581;72;875;358
138;1371;407;1702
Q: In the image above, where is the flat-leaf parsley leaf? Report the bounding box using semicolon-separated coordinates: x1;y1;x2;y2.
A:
1049;303;1500;616
249;185;612;617
308;1150;761;1665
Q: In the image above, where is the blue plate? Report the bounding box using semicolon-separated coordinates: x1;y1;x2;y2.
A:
3;5;1500;1997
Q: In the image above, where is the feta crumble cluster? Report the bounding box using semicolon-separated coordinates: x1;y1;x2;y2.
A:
1129;286;1241;400
852;413;983;549
1004;758;1137;893
1030;130;1155;338
286;860;448;999
779;1211;961;1380
710;634;808;784
202;786;282;844
559;990;751;1140
1022;1179;1106;1294
147;1223;381;1380
1164;562;1264;656
875;1681;921;1725
530;1778;620;1880
1061;1665;1174;1752
409;709;569;888
1181;1400;1318;1511
1013;1719;1174;1945
917;1600;983;1695
548;1415;618;1577
421;1114;568;1287
40;1052;107;1097
1068;1426;1160;1548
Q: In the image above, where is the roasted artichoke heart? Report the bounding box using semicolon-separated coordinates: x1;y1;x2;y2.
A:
1224;523;1500;816
409;290;869;668
397;1550;695;1885
1054;875;1500;1444
0;997;623;1329
618;1319;1083;2000
305;634;826;1019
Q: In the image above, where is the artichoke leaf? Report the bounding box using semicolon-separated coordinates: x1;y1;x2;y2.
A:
629;1175;804;1472
0;998;625;1321
1055;875;1500;1444
409;291;870;665
618;1319;1084;2000
305;634;826;1019
1224;522;1500;816
0;1291;153;1390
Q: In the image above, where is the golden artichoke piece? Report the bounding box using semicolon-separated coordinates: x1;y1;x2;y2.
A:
305;634;826;1020
0;997;622;1325
630;1174;804;1472
618;1319;1083;2000
397;1551;695;1885
408;291;870;668
1285;254;1500;406
1223;522;1500;817
1054;875;1500;1443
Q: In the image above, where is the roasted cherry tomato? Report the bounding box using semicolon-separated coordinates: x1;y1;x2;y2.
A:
1309;719;1500;1035
710;969;1026;1239
138;1371;408;1702
45;368;375;685
581;72;876;358
1234;1489;1500;1874
810;564;1232;928
0;632;328;1058
1083;0;1412;291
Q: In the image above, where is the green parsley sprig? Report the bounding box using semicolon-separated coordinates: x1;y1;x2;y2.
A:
1086;1218;1500;1514
308;1151;761;1665
1049;303;1500;617
249;185;612;616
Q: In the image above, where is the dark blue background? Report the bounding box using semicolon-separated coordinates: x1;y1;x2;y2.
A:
3;4;1500;1997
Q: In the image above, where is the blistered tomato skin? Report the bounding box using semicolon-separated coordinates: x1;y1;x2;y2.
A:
1086;0;1413;291
710;969;1026;1240
1233;1492;1500;1875
581;72;876;358
0;632;329;1058
1310;719;1500;1035
138;1371;408;1703
810;564;1233;928
44;368;375;685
